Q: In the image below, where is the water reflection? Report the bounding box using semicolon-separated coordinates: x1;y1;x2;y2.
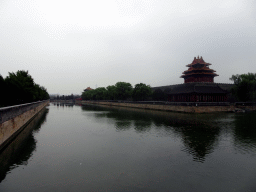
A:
1;104;256;191
52;102;75;107
233;112;256;153
0;108;49;182
82;105;154;131
178;126;220;162
81;104;227;162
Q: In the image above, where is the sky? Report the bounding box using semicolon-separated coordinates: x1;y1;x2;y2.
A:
0;0;255;95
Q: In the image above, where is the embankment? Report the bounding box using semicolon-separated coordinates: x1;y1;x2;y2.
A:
76;100;256;113
0;100;49;151
0;107;49;182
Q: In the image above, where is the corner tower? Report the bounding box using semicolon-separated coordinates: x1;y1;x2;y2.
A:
181;56;218;83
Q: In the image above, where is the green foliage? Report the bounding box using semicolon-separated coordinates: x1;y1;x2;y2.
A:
82;90;94;100
106;85;117;100
152;88;165;101
33;84;49;101
5;70;35;103
82;82;154;101
0;74;4;84
0;75;6;107
1;70;49;107
94;87;107;100
132;83;152;101
115;82;133;100
229;73;256;102
82;87;107;100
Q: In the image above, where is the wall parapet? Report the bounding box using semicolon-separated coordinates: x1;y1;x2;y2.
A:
0;100;48;124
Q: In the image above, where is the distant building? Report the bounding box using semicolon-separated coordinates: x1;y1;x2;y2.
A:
153;56;234;102
83;87;93;92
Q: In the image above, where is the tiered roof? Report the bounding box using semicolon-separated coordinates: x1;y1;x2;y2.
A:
84;87;93;92
181;56;218;83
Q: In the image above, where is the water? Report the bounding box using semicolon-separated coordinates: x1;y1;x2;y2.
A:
0;103;256;192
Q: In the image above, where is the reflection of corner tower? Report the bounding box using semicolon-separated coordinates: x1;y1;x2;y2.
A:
181;56;218;83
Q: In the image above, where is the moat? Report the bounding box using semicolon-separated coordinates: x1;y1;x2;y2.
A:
0;103;256;192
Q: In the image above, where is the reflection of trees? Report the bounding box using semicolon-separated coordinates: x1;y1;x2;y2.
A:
82;105;133;130
52;102;74;107
80;104;225;162
81;105;153;131
233;112;256;151
106;109;133;131
115;121;132;131
65;104;74;107
133;117;152;133
82;105;109;112
0;108;49;182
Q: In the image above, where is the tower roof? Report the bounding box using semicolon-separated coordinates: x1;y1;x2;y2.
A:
181;56;218;83
186;56;211;67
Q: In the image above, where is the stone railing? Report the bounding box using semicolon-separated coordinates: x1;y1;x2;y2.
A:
0;100;49;124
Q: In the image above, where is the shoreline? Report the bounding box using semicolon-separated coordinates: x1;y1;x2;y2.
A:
75;100;256;113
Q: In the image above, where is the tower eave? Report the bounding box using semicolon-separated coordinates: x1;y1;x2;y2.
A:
181;56;218;83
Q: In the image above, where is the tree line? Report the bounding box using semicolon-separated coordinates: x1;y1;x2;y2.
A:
0;70;49;107
82;82;154;101
82;73;256;102
229;73;256;102
82;82;172;101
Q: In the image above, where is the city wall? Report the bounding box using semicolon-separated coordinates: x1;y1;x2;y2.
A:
76;100;256;113
0;100;49;151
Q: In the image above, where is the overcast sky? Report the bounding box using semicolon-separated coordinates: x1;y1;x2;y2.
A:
1;0;255;95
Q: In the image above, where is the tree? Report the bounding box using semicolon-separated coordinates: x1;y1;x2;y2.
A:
229;73;256;102
82;90;95;100
106;85;117;100
38;86;49;100
94;87;107;100
2;70;49;106
115;82;133;100
132;83;152;101
5;70;35;104
0;75;7;107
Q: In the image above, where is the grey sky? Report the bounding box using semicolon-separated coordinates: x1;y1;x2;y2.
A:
1;0;255;95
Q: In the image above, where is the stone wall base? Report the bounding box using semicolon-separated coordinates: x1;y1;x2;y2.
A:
77;101;256;113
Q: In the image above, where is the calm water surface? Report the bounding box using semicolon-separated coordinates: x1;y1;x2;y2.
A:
0;103;256;192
